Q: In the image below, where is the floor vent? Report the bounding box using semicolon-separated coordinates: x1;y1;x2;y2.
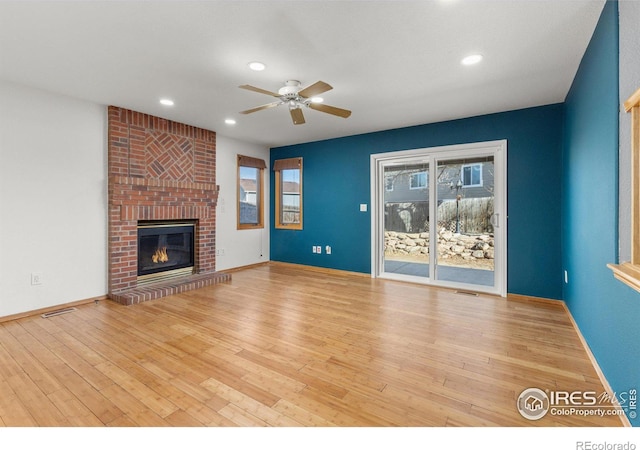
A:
41;307;77;319
455;290;479;297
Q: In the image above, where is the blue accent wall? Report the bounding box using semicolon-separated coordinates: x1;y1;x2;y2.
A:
563;0;639;427
270;0;638;426
271;103;564;300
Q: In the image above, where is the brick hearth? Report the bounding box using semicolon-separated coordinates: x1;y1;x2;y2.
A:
108;272;230;305
107;106;229;305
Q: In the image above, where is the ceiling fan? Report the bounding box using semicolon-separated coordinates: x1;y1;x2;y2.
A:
238;80;352;125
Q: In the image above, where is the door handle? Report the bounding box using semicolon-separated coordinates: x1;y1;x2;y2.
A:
490;213;499;228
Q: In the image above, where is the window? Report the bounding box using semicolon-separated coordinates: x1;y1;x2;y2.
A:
385;175;394;192
409;171;428;189
609;87;640;293
461;163;483;187
274;157;303;230
237;154;265;229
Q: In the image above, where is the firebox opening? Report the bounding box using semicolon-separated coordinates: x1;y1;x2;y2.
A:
137;221;195;284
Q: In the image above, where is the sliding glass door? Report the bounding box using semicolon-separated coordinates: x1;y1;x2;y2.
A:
434;155;496;288
371;141;506;296
382;160;430;279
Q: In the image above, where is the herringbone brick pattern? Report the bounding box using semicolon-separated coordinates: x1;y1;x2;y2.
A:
145;131;194;181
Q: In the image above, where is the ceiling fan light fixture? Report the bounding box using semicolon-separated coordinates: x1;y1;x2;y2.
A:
225;118;237;125
238;80;351;124
461;54;483;66
248;61;266;71
279;80;302;97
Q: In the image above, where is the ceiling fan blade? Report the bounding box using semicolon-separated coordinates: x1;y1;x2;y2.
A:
290;107;305;125
298;81;333;98
239;101;281;115
308;103;352;118
239;84;281;97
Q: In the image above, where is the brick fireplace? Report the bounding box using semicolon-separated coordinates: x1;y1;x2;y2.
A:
107;106;230;305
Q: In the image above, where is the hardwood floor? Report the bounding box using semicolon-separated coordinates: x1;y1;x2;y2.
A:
0;263;626;427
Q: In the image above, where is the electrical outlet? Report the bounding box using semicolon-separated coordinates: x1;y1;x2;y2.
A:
360;203;368;212
326;246;332;255
31;272;42;285
312;246;317;253
316;246;322;254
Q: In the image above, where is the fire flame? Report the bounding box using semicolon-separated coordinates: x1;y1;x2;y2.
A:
152;247;169;263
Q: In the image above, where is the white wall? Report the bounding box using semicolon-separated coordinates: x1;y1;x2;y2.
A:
618;0;640;261
0;80;108;317
0;81;268;317
215;134;270;270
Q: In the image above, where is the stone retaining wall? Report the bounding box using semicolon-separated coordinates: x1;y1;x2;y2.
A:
385;229;494;260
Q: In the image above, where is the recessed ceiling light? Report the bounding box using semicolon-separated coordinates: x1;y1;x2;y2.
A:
310;97;324;103
248;61;266;71
225;118;237;125
461;54;483;66
159;98;174;106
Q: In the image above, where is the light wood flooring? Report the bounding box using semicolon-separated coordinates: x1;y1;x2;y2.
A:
0;263;626;426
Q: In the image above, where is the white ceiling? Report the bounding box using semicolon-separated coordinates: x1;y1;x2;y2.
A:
0;0;605;148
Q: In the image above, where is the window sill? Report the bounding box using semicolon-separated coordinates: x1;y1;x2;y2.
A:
607;262;640;294
238;225;264;230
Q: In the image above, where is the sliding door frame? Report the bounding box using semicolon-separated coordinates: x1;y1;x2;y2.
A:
370;140;507;297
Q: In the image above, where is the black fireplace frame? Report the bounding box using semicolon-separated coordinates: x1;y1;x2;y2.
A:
137;221;195;278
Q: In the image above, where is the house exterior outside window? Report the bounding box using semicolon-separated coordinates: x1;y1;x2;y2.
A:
409;171;428;190
461;163;483;187
385;176;394;192
237;154;266;229
274;157;303;230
